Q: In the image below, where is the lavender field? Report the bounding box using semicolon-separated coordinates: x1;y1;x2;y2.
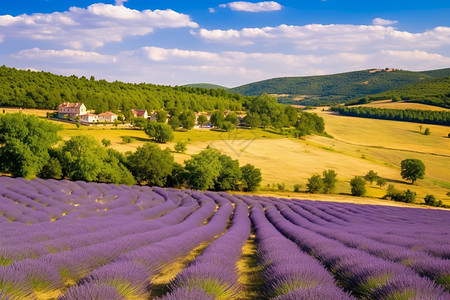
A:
0;177;449;300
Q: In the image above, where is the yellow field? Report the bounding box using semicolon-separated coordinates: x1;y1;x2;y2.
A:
3;107;450;206
352;100;450;111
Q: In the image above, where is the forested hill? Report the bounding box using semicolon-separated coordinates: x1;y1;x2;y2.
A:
229;68;450;106
0;66;244;113
183;83;229;90
346;75;450;108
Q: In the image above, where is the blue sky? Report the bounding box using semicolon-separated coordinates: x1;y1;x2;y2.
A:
1;1;450;87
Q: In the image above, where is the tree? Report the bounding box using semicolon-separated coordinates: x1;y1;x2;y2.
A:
38;157;62;180
168;115;180;130
364;170;378;184
179;110;196;130
220;121;235;132
184;147;222;190
122;136;133;144
350;176;366;196
424;194;442;207
132;118;146;129
376;177;387;188
60;135;134;184
401;159;425;184
215;154;242;191
197;115;208;128
210;111;224;128
243;113;261;129
145;121;174;143
225;112;239;126
0;113;61;178
156;110;167;123
322;169;337;194
174;141;187;153
241;164;262;192
101;138;111;147
423;128;431;135
307;174;323;193
127;143;174;186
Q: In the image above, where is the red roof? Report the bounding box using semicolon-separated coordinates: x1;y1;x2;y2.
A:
58;102;84;108
98;112;117;116
131;109;147;117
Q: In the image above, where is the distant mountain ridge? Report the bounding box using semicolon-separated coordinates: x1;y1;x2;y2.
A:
227;68;450;106
183;83;229;90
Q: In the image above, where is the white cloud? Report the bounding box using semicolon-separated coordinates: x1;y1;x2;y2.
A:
13;48;117;64
372;18;398;26
195;24;450;52
115;0;128;6
0;4;198;48
220;1;282;12
209;8;216;13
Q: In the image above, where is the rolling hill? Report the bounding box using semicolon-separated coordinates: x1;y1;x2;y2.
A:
228;68;450;106
183;83;229;90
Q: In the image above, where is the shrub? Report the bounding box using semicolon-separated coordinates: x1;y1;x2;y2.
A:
101;139;111;147
307;174;323;194
364;170;378;184
350;176;366;197
424;194;443;207
241;164;262;192
385;185;416;203
423;128;431;135
122;136;132;144
174;141;188;153
293;184;302;193
322;169;337;194
376;177;387;187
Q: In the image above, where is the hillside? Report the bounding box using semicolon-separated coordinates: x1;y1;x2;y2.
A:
229;68;450;106
0;66;244;114
183;83;229;90
346;75;450;108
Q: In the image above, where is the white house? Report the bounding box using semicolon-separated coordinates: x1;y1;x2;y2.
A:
58;102;87;118
98;112;118;123
131;109;148;119
80;113;98;123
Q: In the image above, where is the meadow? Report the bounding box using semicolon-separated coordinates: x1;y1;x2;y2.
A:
0;177;449;300
2;106;449;205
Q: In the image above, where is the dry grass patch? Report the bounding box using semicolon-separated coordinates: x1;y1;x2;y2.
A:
352;100;450;111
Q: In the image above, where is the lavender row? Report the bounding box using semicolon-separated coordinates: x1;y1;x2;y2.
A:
0;190;189;265
161;193;251;299
275;198;450;290
0;194;216;299
263;200;449;299
59;193;234;299
239;196;354;300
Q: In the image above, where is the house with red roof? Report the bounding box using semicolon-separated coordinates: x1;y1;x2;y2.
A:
58;102;87;118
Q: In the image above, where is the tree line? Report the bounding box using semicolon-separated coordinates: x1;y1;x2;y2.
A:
333;106;450;126
0;66;243;114
0;113;262;192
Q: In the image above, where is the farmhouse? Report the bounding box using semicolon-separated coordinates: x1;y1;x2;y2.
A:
80;113;98;123
98;112;118;123
58;102;87;118
131;109;148;119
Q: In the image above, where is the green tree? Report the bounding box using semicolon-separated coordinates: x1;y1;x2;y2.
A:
322;169;337;194
401;158;425;184
240;164;262;192
210;111;224;128
215;154;242;191
350;176;366;196
132;118;146;129
424;194;442;207
225;112;239;125
307;174;323;194
0;113;61;178
184;147;222;190
364;170;378;184
423;127;431;135
156;110;167;123
37;157;62;180
102;138;111;147
197;115;208;128
145;121;174;143
376;177;387;188
168;115;180;130
243;113;261;129
174;141;187;153
220;121;235;132
127;143;174;186
60;135;134;184
179;110;196;130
